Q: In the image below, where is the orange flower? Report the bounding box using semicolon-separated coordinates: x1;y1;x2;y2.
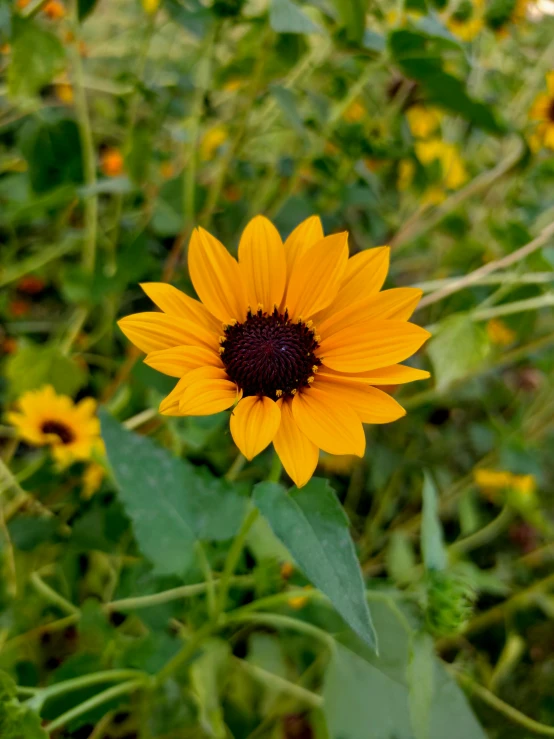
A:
9;300;30;317
100;148;125;177
43;0;66;19
17;275;45;294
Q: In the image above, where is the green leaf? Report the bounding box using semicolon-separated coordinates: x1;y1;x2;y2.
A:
8;17;65;99
253;478;377;650
322;601;487;739
421;473;447;572
427;314;490;391
0;671;47;739
270;84;306;137
18;117;83;193
5;342;87;399
388;29;503;133
407;632;435;739
269;0;320;35
386;531;417;585
100;411;248;576
190;639;230;739
331;0;369;43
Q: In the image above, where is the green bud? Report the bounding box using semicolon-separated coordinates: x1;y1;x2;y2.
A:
425;570;475;637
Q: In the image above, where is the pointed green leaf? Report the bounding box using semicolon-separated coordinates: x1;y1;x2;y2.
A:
428;314;490;391
253;478;377;650
8;17;65;99
100;411;248;576
269;0;320;35
407;632;435;739
421;474;447;572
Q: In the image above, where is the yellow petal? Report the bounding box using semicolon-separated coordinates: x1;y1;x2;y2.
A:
285;233;348;320
160;367;229;413
547;72;554;95
118;313;218;353
140;283;221;333
145;345;223;378
283;216;324;278
238;215;286;312
319;364;430;385
230;395;281;460
319;287;423;338
314;246;390;325
188;227;248;323
314;374;406;424
291;386;365;457
179;377;240;416
274;398;319;488
318;320;431;373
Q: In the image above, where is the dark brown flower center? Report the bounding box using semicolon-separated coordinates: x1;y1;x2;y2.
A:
220;308;321;400
548;98;554;123
41;420;75;445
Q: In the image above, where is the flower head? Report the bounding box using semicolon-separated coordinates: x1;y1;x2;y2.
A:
406;106;442;139
118;216;431;487
529;72;554;151
8;386;102;467
445;0;484;41
100;148;124;177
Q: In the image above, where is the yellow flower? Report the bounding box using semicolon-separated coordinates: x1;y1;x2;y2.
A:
8;386;102;468
474;469;514;492
142;0;160;13
55;81;73;105
200;125;227;161
398;159;415;191
446;0;484;41
43;0;66;19
343;100;365;123
529;72;554;151
118;216;431;488
511;474;537;497
415;139;468;190
82;463;105;499
406;106;442;139
487;318;516;346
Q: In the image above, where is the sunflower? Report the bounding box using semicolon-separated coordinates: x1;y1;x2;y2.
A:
118;217;431;487
8;385;102;467
529;72;554;151
445;0;484;41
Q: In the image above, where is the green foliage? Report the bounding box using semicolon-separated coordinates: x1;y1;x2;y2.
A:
427;314;490;391
5;343;87;399
421;473;447;571
253;479;377;649
269;0;320;35
8;16;65;99
0;672;47;738
101;411;248;575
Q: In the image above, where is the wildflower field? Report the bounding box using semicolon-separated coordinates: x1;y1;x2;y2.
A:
1;0;554;736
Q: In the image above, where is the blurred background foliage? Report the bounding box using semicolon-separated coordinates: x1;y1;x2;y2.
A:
1;0;554;736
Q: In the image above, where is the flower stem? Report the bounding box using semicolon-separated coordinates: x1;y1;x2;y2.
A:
452;669;554;736
30;573;80;616
70;0;98;275
233;657;323;708
45;678;145;735
215;505;260;614
156;622;215;683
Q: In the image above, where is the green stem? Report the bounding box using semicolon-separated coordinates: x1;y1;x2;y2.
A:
45;679;145;735
215;505;260;614
233;657;323;708
449;506;513;556
231;588;326;616
105;575;254;613
27;669;145;712
30;573;80;616
0;239;78;288
453;670;554;736
70;0;98;274
195;541;217;620
156;622;215;683
267;453;283;483
225;453;246;482
226;611;335;651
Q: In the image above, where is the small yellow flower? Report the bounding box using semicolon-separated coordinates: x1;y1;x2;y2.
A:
8;386;102;468
529;72;554;151
343;100;365;124
223;78;242;93
415;139;468;190
160;161;176;179
511;474;537;498
200;125;227;162
446;0;484;41
82;463;105;499
280;561;294;579
43;0;66;19
487;318;516;346
142;0;160;13
118;216;431;488
406;106;442;139
288;595;309;610
55;81;73;105
474;469;514;491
